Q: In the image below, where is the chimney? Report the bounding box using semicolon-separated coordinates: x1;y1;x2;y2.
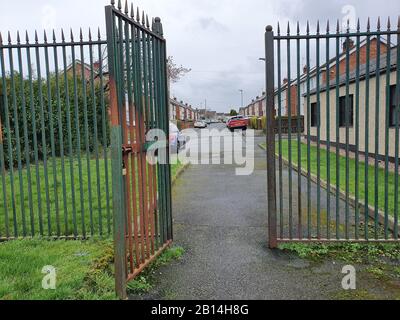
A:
303;65;308;74
342;38;355;52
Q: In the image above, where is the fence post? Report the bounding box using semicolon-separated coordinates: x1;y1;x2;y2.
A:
265;25;277;249
105;4;127;300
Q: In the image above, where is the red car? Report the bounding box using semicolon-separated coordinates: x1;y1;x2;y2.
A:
227;116;248;132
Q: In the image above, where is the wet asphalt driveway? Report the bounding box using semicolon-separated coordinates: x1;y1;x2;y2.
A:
130;124;348;300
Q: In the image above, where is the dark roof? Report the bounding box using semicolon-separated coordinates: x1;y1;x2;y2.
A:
306;46;398;96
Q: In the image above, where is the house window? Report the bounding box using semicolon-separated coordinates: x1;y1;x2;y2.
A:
339;95;354;127
389;85;399;127
310;102;318;127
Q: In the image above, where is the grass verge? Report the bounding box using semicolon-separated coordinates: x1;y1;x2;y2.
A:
260;140;399;217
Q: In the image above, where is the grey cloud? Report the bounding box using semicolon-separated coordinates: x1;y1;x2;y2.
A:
1;0;398;113
198;17;229;32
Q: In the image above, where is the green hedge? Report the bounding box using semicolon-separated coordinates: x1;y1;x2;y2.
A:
249;116;266;130
0;72;110;169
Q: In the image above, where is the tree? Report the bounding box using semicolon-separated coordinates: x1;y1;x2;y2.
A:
167;56;191;84
230;109;238;116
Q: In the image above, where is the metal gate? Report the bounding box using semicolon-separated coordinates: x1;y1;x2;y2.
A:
105;1;172;298
265;19;400;247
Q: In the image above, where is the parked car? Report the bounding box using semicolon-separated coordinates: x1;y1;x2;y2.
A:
227;116;248;132
194;121;207;129
170;122;186;153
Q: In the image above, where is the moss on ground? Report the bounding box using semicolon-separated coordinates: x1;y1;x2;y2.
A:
279;242;400;300
127;246;185;295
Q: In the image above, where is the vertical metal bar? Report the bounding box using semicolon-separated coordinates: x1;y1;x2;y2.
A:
8;39;25;237
151;29;160;249
79;32;94;236
0;37;10;238
26;41;43;235
97;33;111;236
155;33;166;245
16;33;34;236
161;30;173;242
147;30;157;254
384;20;391;239
335;22;341;239
374;20;381;239
394;21;400;239
154;17;172;243
71;32;86;237
316;22;321;239
153;35;165;246
122;18;134;273
53;32;69;236
26;41;42;238
35;33;51;237
141;21;152;259
105;4;127;300
0;101;6;239
296;23;302;239
306;22;312;239
325;21;332;239
44;33;60;236
133;23;147;262
126;13;141;267
354;21;361;240
277;24;284;239
143;19;156;254
132;23;147;259
364;20;371;240
62;34;78;237
88;30;103;236
116;11;129;274
286;24;293;239
265;25;277;248
344;27;351;240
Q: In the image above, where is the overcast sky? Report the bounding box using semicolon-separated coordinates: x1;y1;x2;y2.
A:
0;0;399;112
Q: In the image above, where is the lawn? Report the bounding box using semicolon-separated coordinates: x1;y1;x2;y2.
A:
0;238;185;300
0;156;183;238
0;156;186;300
272;140;399;217
0;239;116;300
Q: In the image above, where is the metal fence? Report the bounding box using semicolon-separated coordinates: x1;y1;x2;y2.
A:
0;26;112;240
265;18;400;247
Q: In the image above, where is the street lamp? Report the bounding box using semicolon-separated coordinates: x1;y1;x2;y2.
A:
238;89;244;108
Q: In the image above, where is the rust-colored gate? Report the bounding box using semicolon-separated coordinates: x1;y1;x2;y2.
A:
105;1;173;299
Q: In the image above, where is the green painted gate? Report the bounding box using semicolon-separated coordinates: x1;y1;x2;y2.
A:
105;1;173;299
265;19;400;247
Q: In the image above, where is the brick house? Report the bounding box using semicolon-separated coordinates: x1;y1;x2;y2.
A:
276;36;387;117
304;46;398;161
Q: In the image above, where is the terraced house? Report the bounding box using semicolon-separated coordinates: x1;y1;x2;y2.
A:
170;97;199;123
304;45;399;160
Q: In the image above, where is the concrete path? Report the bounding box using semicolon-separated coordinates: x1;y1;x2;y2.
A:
129;124;355;300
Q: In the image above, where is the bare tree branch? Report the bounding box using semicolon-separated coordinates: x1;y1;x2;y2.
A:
167;56;191;83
